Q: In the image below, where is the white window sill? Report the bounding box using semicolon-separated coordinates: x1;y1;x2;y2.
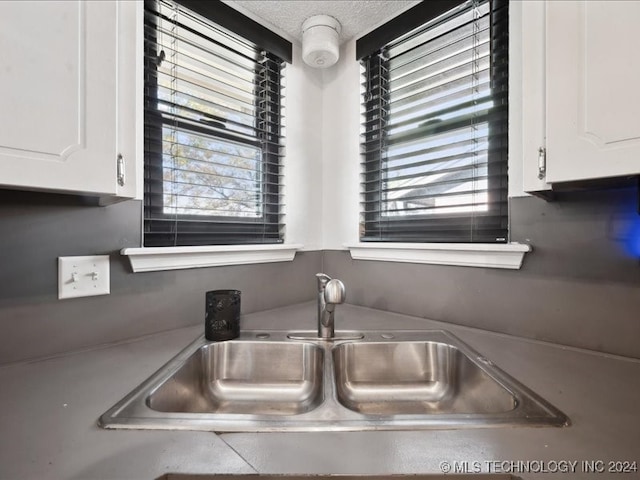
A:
121;244;303;273
347;242;531;269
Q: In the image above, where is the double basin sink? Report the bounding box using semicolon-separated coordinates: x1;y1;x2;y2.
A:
99;330;568;432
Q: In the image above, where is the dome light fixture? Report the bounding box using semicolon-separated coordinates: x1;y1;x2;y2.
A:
301;15;341;68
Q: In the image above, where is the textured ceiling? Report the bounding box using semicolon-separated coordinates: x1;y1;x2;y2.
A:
226;1;421;43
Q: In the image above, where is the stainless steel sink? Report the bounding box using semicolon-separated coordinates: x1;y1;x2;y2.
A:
99;330;569;432
333;341;515;415
148;341;323;415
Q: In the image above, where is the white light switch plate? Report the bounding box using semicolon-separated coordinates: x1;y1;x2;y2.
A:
58;255;110;299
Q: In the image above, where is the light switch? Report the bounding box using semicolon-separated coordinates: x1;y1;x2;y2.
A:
58;255;110;299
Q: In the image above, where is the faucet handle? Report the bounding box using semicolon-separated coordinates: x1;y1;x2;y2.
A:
324;278;346;305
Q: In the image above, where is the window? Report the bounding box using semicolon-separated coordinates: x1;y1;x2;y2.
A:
358;0;508;243
143;0;291;247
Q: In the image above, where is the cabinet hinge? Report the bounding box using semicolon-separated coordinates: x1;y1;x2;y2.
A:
117;154;125;187
537;147;546;180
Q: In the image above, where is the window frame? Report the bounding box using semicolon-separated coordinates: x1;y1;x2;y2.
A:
357;0;510;244
142;0;290;247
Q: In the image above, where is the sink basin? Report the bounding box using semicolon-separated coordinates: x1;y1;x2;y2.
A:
148;341;323;415
333;341;515;415
99;330;568;432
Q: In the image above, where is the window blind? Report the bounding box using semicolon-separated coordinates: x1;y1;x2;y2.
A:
359;0;508;243
143;0;286;247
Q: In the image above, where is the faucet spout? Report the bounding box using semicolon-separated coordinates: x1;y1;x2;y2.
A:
316;273;346;339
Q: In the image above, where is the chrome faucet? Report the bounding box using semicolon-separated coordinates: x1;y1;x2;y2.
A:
316;273;346;339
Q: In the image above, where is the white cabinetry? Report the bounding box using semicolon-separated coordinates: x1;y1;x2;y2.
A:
523;0;640;193
0;1;141;200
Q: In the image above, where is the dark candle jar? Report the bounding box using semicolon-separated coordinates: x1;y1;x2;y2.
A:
205;290;241;341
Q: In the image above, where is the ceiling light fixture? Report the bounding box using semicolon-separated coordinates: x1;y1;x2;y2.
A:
301;15;341;68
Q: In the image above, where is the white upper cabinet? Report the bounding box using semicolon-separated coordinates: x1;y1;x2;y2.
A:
0;1;140;200
523;0;640;193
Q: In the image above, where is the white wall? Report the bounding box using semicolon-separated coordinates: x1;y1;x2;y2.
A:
320;41;361;250
281;43;325;250
284;39;363;251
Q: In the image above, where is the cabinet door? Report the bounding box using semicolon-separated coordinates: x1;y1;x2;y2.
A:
520;0;551;194
0;1;138;197
546;1;640;183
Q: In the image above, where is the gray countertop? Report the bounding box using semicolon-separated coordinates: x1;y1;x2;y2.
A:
1;302;638;480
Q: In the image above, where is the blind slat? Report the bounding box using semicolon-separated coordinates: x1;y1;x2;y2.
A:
362;172;507;197
363;68;491;114
389;25;491;82
388;3;491;65
362;162;492;188
149;176;282;191
389;55;491;102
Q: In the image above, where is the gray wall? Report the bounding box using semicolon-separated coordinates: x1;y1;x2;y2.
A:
0;191;321;364
324;187;640;359
2;187;640;364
